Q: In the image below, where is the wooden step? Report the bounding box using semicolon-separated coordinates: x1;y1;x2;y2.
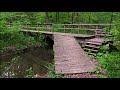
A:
95;30;105;32
83;48;99;53
92;29;104;31
96;32;106;34
96;34;112;37
84;45;100;49
87;53;97;56
85;41;102;46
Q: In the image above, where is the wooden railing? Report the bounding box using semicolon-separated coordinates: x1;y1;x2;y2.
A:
21;24;53;31
55;24;115;30
16;23;114;33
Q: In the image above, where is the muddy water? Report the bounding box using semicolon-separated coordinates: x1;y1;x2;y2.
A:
0;47;54;78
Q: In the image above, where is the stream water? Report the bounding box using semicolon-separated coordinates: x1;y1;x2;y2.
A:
0;47;54;78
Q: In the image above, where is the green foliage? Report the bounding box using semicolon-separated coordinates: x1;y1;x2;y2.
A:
25;67;34;78
86;49;92;55
98;74;107;78
0;30;37;52
99;45;109;53
98;52;120;78
34;34;48;47
47;63;63;78
97;52;104;57
110;23;120;51
0;12;47;53
114;41;120;50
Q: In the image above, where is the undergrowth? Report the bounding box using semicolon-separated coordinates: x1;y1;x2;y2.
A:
97;45;120;78
47;63;63;78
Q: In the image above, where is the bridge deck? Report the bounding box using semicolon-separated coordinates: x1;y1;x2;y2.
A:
21;30;95;38
53;34;96;74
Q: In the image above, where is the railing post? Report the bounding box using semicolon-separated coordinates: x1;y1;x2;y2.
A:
96;25;98;29
26;24;28;29
49;24;50;32
50;24;52;32
78;25;79;34
37;24;38;30
52;24;54;32
47;24;49;31
64;25;65;33
70;25;72;33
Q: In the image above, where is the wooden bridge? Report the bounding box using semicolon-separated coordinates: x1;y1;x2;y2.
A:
21;24;113;74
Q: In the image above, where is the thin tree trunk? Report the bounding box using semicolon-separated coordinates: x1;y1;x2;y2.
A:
71;12;74;24
45;12;50;23
89;12;91;23
68;12;69;23
56;12;59;23
78;12;81;23
109;12;113;30
56;12;57;22
58;12;59;22
110;12;113;24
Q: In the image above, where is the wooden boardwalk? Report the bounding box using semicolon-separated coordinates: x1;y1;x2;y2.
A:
21;30;95;38
20;24;113;75
53;34;96;74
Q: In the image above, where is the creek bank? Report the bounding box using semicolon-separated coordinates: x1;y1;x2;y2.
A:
0;43;54;78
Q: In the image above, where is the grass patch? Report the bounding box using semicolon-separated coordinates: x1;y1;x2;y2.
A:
47;63;63;78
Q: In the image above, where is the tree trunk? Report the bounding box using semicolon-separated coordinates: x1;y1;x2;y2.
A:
89;12;91;23
57;12;59;22
56;12;57;22
68;12;70;23
71;12;74;24
56;12;59;23
78;12;81;23
45;12;50;23
109;12;113;30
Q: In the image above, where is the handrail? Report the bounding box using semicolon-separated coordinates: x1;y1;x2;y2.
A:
20;23;115;36
55;24;115;26
20;23;115;32
6;23;115;26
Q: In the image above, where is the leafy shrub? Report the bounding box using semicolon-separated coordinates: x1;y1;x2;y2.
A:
98;52;120;78
47;63;63;78
25;67;34;78
99;45;109;53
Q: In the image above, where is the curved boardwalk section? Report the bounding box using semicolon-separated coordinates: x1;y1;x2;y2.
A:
53;34;96;74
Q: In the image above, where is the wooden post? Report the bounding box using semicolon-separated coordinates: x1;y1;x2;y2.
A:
26;24;28;29
78;25;79;34
64;25;65;32
96;25;98;29
48;25;50;31
49;24;51;32
37;24;39;30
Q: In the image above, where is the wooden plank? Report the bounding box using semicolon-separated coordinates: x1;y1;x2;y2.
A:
84;45;100;49
54;28;103;30
85;42;102;45
96;34;112;37
21;29;95;38
83;48;99;53
53;34;96;74
56;24;115;26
